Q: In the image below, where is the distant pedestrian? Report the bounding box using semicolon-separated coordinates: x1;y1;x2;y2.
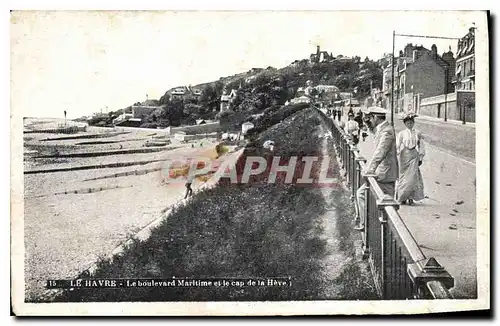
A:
184;173;194;199
344;112;359;145
353;110;364;141
348;106;354;117
395;112;425;205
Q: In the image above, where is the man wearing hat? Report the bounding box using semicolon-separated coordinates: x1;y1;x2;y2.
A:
354;106;398;230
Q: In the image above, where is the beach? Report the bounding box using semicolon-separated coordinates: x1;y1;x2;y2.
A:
23;118;231;301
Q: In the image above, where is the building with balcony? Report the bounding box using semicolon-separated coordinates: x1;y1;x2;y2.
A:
453;27;475;91
168;86;203;101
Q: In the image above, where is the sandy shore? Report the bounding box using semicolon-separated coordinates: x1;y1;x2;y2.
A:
22;118;232;301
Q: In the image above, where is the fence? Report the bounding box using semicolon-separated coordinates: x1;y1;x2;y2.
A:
329;114;454;300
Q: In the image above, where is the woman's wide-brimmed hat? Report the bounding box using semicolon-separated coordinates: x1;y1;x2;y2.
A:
400;111;418;121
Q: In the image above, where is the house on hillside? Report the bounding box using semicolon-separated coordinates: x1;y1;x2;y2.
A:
248;68;264;74
220;88;238;112
168;85;203;101
170;87;186;100
186;85;203;98
290;96;311;105
334;56;354;63
241;122;255;135
113;104;164;126
192;88;203;96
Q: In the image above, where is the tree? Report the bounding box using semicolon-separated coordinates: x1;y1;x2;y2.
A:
183;103;204;117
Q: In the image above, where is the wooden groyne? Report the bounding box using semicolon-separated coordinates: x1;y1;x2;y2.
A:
24;125;87;134
24;159;166;174
33;146;176;159
40;131;131;142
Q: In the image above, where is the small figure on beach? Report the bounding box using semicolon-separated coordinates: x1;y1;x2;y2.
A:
184;174;194;199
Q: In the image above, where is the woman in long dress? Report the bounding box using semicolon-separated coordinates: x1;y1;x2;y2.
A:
395;113;425;205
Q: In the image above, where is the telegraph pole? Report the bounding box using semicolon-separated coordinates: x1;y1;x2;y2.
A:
444;67;448;122
391;30;395;126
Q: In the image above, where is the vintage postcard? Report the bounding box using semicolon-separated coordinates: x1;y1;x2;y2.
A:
11;10;490;316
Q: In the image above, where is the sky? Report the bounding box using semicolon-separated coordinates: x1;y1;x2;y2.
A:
10;10;484;118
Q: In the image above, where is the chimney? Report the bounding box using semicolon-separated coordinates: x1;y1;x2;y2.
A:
317;45;320;55
431;44;437;59
406;43;414;57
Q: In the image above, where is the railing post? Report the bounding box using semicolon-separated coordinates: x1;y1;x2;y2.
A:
346;142;352;184
362;183;370;259
349;145;358;197
376;195;400;299
340;134;345;168
408;257;454;299
342;137;348;178
343;136;348;169
353;156;366;228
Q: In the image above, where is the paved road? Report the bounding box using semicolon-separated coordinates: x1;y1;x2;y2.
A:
337;107;475;163
391;117;475;163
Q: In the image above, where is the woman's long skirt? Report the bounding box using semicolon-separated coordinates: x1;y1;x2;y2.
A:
396;147;425;203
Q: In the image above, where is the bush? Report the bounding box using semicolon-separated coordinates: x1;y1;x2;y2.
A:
139;122;159;129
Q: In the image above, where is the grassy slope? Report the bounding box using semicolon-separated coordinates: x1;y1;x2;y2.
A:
51;106;377;302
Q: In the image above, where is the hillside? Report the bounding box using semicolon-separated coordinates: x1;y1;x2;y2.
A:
89;53;383;129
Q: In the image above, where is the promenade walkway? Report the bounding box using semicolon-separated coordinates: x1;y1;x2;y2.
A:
340;116;477;299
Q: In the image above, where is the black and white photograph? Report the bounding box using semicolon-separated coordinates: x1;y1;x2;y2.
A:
10;9;490;316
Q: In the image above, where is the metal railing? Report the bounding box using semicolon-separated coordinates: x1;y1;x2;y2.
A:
329;114;454;300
